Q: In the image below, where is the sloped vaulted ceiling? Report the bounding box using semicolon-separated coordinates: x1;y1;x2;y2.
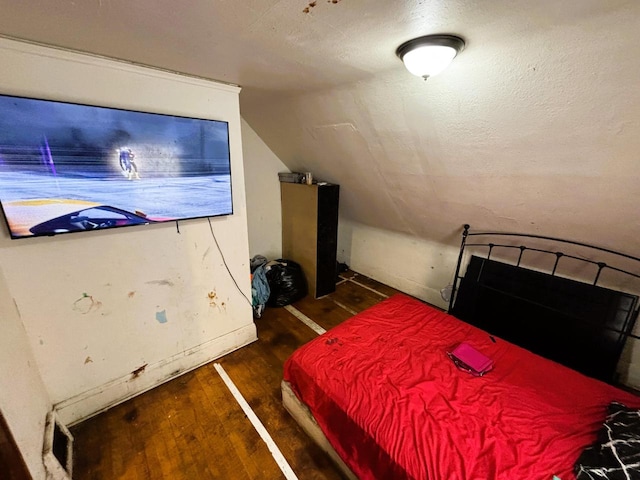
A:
0;0;638;252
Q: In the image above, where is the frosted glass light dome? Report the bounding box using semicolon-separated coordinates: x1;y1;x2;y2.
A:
396;34;465;79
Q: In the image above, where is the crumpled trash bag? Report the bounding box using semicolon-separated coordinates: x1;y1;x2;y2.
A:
265;259;308;307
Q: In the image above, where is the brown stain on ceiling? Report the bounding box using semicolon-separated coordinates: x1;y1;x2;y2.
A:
304;0;341;14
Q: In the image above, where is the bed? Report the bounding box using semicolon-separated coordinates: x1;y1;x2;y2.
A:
282;225;640;480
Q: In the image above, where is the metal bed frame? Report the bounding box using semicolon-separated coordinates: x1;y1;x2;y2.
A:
447;224;640;382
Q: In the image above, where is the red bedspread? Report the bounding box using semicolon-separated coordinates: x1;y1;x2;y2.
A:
283;294;640;480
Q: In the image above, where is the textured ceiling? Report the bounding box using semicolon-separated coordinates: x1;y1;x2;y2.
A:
0;0;638;252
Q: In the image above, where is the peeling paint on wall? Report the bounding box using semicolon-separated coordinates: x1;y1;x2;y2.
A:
155;310;168;324
131;364;147;379
208;296;226;310
73;293;102;314
208;291;222;309
145;280;175;287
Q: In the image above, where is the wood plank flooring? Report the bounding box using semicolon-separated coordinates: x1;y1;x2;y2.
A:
70;272;401;479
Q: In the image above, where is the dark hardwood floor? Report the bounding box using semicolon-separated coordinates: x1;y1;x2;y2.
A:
70;272;401;479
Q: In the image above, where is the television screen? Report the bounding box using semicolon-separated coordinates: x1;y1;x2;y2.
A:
0;93;233;239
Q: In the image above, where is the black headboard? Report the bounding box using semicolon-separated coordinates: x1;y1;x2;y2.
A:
448;225;640;384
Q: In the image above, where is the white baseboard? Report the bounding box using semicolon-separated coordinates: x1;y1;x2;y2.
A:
55;324;257;426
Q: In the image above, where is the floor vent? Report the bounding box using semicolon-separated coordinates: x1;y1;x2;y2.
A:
43;411;73;480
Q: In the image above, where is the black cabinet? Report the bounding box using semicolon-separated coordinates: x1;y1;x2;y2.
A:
281;182;340;298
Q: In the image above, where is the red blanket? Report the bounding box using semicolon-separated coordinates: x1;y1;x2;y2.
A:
284;294;640;480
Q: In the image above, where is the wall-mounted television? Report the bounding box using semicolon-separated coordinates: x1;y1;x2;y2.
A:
0;93;233;239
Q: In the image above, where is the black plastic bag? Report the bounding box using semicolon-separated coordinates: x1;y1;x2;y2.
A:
266;259;308;307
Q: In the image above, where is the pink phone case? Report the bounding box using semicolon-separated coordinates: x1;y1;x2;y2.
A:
448;342;494;376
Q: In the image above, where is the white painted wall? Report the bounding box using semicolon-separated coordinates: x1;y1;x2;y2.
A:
0;38;256;425
338;218;458;309
241;117;287;260
0;268;50;479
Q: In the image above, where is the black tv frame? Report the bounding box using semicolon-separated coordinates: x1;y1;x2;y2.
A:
0;93;233;239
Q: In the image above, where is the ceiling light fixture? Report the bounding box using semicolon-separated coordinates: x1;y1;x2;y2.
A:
396;34;465;79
